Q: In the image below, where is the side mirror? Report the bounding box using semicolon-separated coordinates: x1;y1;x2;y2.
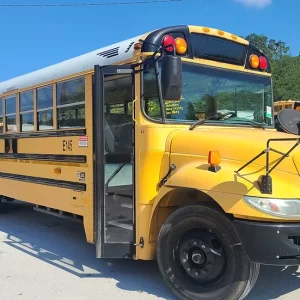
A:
161;55;182;101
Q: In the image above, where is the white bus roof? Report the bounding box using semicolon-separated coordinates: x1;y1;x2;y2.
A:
0;33;143;95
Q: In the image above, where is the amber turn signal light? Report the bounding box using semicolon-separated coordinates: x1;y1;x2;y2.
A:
54;168;61;174
208;151;221;166
208;151;221;172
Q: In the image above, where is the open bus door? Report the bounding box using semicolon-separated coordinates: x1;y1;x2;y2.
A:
93;64;136;259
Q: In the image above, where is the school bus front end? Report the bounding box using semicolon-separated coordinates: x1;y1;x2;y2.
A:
133;25;300;300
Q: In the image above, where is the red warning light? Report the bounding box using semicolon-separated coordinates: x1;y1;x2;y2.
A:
162;35;175;53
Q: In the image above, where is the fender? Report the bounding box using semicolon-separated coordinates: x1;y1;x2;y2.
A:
150;158;300;226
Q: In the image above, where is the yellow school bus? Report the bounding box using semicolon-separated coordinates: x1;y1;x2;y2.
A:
274;100;300;116
274;100;300;131
1;25;300;300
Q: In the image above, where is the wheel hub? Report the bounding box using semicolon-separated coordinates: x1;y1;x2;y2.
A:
177;232;226;284
191;250;204;264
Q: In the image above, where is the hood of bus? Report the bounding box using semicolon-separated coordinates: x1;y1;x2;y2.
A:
169;126;300;176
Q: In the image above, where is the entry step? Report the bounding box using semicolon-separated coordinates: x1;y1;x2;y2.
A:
107;220;133;231
121;203;133;209
33;205;83;223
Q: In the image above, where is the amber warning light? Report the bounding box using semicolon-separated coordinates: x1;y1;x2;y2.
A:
208;151;221;172
249;54;268;71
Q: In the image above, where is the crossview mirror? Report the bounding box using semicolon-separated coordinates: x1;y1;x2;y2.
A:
161;55;182;101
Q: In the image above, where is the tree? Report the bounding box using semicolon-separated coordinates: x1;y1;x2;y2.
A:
244;33;291;61
244;33;300;101
271;56;300;101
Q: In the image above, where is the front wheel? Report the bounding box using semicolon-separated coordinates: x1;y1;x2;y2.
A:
156;205;260;300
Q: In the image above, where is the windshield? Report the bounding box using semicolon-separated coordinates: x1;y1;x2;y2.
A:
143;61;273;127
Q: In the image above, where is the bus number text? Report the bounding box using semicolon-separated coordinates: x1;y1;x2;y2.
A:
62;140;73;152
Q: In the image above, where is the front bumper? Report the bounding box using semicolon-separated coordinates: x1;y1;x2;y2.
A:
233;219;300;266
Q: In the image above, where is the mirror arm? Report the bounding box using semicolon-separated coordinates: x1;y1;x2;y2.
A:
155;59;166;123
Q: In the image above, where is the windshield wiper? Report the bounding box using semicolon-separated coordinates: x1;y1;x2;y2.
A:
189;112;235;130
189;116;214;130
189;115;266;131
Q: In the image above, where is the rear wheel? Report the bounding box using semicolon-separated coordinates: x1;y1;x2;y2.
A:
156;205;260;300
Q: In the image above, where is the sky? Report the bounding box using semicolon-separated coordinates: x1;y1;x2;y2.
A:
0;0;299;81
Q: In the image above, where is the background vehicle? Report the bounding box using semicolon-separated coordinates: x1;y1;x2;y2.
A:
1;25;300;300
274;100;300;131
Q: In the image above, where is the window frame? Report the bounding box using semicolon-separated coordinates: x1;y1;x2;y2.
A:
141;59;275;128
4;95;17;133
0;74;87;134
56;76;86;129
20;89;34;132
0;97;3;134
36;84;54;131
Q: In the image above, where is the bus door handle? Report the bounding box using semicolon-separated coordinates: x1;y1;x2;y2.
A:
132;98;137;123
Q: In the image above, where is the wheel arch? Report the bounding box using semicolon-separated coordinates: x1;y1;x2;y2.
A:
149;187;232;244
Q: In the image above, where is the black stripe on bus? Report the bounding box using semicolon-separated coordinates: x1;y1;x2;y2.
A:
0;172;86;191
0;129;86;139
0;153;87;163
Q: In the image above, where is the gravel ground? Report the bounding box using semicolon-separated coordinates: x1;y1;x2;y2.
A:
0;201;300;300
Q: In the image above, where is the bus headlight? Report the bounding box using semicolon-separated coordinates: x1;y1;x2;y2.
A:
244;196;300;218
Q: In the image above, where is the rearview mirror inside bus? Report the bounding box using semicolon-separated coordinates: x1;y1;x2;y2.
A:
161;55;182;101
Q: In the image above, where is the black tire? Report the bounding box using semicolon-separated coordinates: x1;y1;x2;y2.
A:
156;205;260;300
0;198;6;210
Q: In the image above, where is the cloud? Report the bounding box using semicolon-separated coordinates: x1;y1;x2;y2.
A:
234;0;272;8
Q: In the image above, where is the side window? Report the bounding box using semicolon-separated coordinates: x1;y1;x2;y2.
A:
142;63;162;121
37;85;53;130
5;95;17;132
104;74;133;154
107;101;133;116
0;98;3;133
20;90;34;131
56;77;85;128
108;103;125;114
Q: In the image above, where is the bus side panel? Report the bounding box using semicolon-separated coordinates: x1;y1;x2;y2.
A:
0;160;87;182
0;134;89;214
0;74;95;244
0;178;84;215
